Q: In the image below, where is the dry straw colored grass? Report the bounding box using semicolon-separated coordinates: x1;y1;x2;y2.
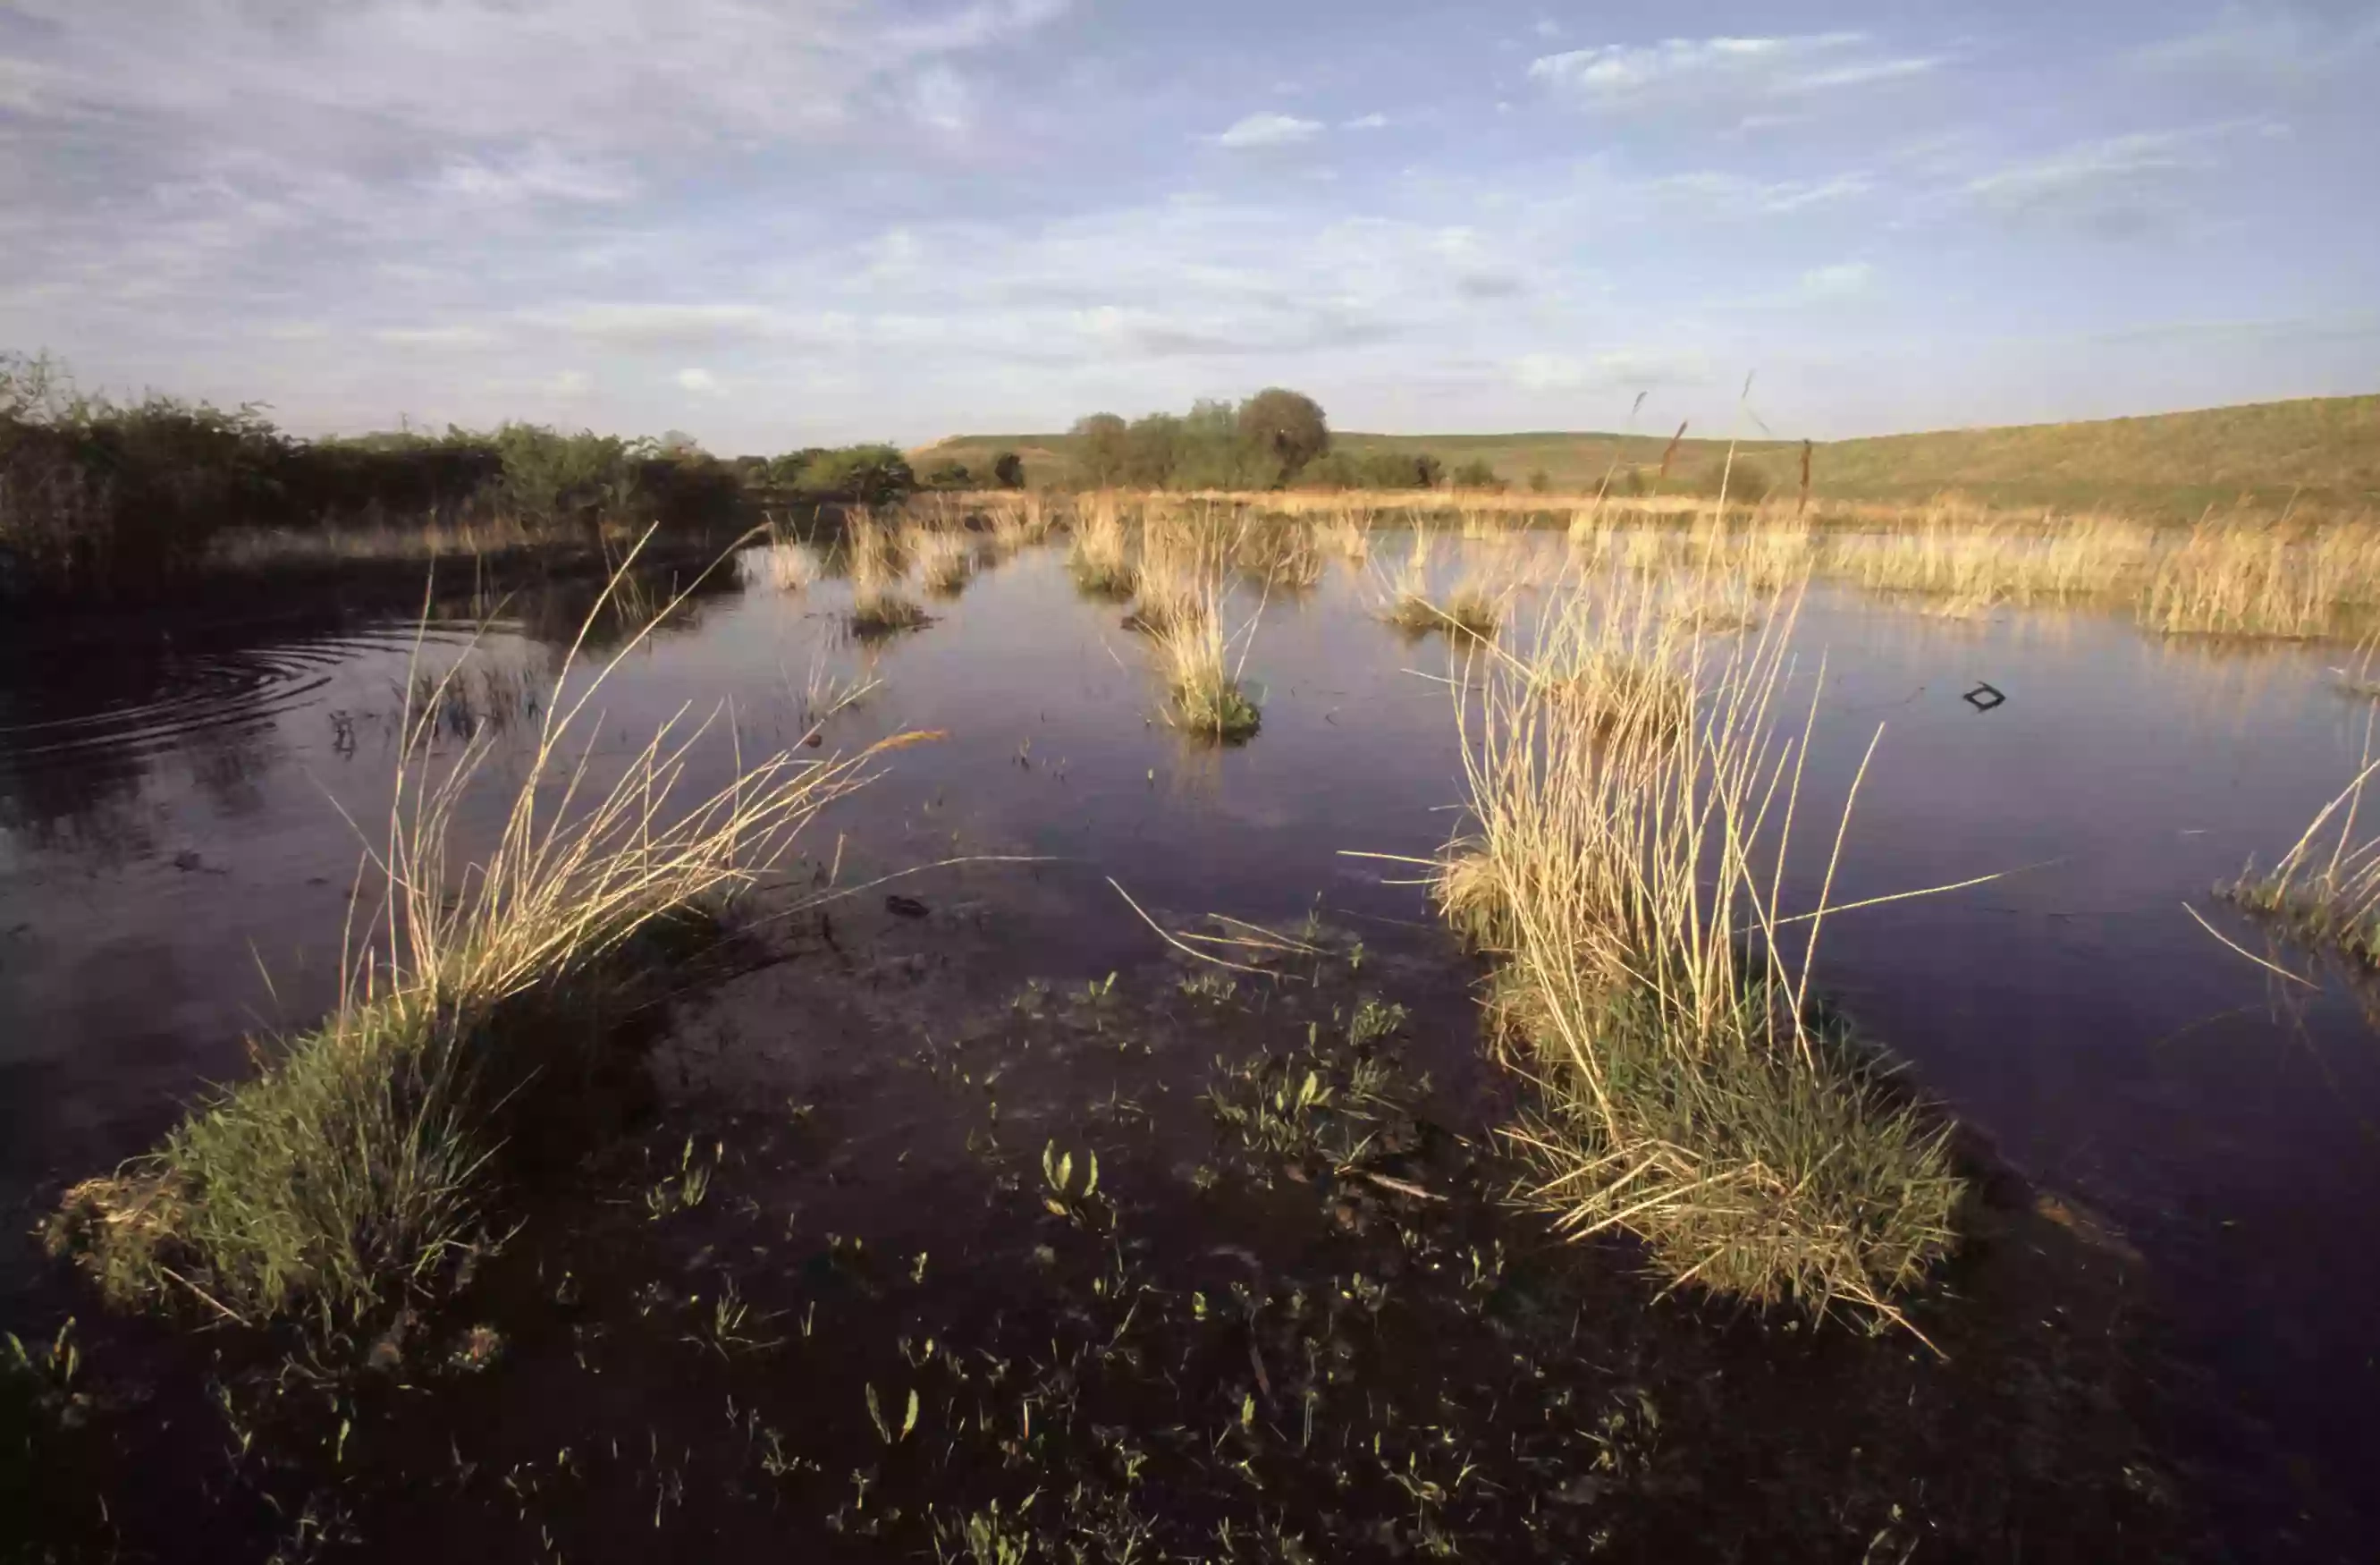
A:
2218;732;2380;968
1068;490;1138;598
1439;572;1967;1327
909;527;978;597
48;537;924;1331
1141;510;1262;742
847;509;931;636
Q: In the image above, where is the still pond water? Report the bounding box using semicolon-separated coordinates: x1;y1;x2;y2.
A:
4;535;2378;1553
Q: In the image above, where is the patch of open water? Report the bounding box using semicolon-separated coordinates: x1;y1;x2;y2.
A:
4;536;2378;1556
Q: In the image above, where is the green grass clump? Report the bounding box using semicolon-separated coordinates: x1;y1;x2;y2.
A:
46;540;903;1333
1451;579;1968;1326
1169;675;1261;743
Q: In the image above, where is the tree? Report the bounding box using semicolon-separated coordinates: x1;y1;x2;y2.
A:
1236;387;1329;479
992;450;1026;489
1069;413;1129;486
1121;413;1183;488
1451;458;1500;490
1527;469;1550;494
924;459;975;488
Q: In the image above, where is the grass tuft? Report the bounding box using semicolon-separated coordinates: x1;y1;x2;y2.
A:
46;537;908;1332
1068;492;1138;599
2217;740;2380;967
1447;579;1966;1326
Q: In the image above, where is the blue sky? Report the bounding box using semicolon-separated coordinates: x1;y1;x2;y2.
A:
3;1;2375;451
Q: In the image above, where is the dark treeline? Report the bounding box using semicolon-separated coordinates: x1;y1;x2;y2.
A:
1067;387;1444;492
0;353;1021;605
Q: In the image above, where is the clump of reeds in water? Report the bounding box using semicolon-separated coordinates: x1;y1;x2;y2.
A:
1233;512;1324;595
1068;492;1137;599
910;529;977;599
1325;506;1371;563
847;511;931;638
740;529;817;595
1125;507;1206;637
46;536;922;1331
2218;737;2380;968
1440;579;1965;1327
1144;522;1262;743
1380;531;1446;634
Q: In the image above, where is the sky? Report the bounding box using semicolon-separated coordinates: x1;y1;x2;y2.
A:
3;1;2376;452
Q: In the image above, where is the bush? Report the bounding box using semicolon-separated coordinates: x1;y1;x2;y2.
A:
924;460;975;488
1452;458;1502;490
992;450;1026;489
1070;414;1130;486
1237;388;1329;480
801;444;916;504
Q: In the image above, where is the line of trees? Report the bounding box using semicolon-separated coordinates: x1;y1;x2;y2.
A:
1066;388;1453;492
0;352;1013;603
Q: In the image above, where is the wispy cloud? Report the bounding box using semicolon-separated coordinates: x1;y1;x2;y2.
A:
1528;32;1937;113
430;147;637;206
1207;111;1325;148
1963;125;2264;237
1344;112;1389;131
1800;260;1874;299
2130;4;2380;90
675;367;725;396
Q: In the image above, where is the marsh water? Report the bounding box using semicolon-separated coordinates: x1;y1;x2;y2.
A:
6;534;2380;1558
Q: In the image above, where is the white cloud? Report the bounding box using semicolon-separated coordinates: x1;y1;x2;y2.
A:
1962;126;2263;236
2131;4;2380;89
1513;348;1714;391
1642;170;1872;216
553;303;784;349
374;326;500;348
1208;112;1324;148
1344;112;1389;130
676;367;724;395
1528;33;1937;112
904;63;975;132
1800;260;1873;298
431;146;636;206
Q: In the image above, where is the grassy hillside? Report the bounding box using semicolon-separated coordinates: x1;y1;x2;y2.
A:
926;394;2380;517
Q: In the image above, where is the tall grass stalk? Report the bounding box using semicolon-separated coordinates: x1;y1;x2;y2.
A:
49;537;916;1331
2219;726;2380;966
1447;577;1962;1324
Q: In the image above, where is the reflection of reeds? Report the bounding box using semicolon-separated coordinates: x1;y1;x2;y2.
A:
1444;580;1965;1326
401;658;544;745
48;537;919;1329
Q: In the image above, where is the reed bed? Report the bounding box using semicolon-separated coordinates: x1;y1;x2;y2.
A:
48;542;917;1330
1068;491;1137;598
1233;512;1325;593
2139;520;2333;639
1443;579;1964;1324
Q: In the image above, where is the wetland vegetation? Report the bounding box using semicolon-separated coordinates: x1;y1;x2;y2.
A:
8;377;2380;1561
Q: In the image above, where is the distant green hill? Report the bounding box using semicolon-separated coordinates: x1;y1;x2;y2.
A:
924;394;2380;518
